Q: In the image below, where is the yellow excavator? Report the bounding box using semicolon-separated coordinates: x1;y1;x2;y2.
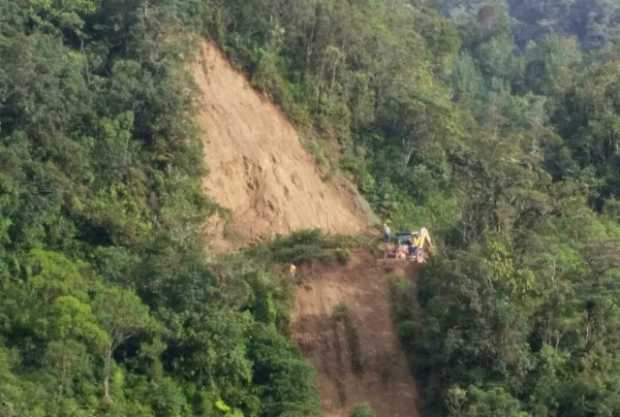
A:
385;227;433;263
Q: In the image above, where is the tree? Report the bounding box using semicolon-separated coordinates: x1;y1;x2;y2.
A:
93;286;156;402
460;386;530;417
248;326;321;417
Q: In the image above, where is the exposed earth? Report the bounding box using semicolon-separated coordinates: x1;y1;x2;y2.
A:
292;251;421;417
193;42;372;250
195;42;421;417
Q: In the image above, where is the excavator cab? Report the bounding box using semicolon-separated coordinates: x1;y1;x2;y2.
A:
393;232;413;245
384;231;413;260
384;230;430;262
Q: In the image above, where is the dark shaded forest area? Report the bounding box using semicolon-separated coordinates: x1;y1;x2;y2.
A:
1;1;620;417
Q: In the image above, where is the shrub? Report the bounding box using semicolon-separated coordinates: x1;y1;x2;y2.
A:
390;278;415;323
332;304;363;374
350;403;377;417
247;229;356;266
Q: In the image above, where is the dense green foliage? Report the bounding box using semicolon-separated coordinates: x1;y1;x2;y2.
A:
199;1;620;417
245;230;355;266
0;2;320;416
3;0;620;417
435;0;620;49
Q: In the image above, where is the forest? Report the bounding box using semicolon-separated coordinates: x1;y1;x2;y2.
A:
1;0;620;417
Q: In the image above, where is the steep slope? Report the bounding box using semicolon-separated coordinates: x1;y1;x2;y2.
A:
292;251;421;417
193;42;372;248
194;41;420;417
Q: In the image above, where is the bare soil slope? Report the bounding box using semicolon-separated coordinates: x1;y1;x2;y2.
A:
193;42;419;417
292;251;421;417
193;42;372;247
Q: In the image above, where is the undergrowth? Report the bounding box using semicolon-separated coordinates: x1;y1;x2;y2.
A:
350;403;377;417
245;229;363;266
332;303;364;374
390;278;417;355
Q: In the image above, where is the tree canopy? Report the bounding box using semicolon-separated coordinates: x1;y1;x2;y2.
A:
2;1;620;417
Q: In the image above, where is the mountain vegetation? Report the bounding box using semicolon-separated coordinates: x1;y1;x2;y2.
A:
203;1;620;416
1;1;620;417
0;2;319;416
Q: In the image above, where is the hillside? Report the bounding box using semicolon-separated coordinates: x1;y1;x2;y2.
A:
205;1;620;415
194;41;420;417
292;251;420;417
193;42;373;249
3;1;620;417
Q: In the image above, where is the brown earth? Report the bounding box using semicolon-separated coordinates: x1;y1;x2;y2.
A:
292;251;421;417
193;42;373;250
193;41;421;417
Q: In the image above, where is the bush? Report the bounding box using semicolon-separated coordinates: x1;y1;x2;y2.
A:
332;304;363;374
350;403;377;417
390;278;414;323
247;229;355;266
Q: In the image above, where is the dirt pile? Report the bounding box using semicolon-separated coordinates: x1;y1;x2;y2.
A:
193;42;373;248
292;251;421;417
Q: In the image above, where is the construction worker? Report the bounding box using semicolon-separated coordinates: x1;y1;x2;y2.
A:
383;223;392;243
289;264;297;280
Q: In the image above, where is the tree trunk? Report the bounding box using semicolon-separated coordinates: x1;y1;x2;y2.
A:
103;345;113;403
60;351;67;396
